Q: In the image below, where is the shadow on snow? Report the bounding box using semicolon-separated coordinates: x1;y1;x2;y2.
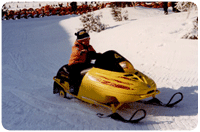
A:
120;86;198;117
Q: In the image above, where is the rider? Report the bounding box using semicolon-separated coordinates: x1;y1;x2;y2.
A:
68;29;97;95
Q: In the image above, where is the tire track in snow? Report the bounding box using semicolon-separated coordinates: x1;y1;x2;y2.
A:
9;53;22;73
9;89;100;129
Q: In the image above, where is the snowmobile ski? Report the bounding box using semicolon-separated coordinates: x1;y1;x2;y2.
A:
97;109;146;123
137;92;183;107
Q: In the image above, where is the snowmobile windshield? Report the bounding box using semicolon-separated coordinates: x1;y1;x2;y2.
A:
94;50;134;73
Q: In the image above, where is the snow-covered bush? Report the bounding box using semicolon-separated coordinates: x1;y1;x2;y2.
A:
122;10;128;20
176;2;198;39
182;17;198;39
175;2;197;12
110;3;128;21
79;12;108;32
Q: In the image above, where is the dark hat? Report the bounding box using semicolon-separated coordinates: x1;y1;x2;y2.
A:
75;29;90;40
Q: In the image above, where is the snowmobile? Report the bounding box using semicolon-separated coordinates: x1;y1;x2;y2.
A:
53;50;183;123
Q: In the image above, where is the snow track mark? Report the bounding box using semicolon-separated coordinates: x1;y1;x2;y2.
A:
9;53;22;73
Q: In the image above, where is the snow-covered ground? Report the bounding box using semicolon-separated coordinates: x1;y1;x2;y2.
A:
2;5;198;130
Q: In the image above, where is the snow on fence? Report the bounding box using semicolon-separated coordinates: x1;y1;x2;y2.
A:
2;2;166;21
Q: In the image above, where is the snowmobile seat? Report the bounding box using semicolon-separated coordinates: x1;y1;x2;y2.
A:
55;64;69;83
80;67;92;76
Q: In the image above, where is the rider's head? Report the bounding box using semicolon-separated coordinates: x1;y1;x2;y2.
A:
75;29;90;45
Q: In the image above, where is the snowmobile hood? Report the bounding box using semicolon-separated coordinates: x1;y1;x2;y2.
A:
83;67;157;95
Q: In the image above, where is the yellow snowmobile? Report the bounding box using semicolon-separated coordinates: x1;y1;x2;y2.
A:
53;50;183;123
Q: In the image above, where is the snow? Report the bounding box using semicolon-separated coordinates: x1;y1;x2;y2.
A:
2;5;198;130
